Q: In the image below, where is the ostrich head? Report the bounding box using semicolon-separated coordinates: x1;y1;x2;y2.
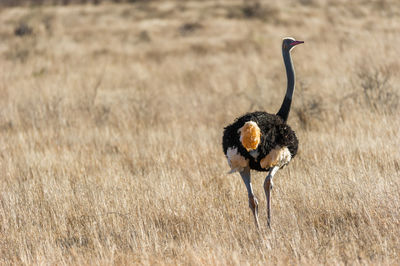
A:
282;37;304;51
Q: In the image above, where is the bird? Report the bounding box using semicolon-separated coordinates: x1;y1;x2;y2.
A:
222;37;304;228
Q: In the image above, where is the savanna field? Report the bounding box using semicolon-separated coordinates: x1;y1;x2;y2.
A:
0;0;399;264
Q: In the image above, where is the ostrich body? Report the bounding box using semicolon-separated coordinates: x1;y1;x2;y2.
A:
222;37;304;228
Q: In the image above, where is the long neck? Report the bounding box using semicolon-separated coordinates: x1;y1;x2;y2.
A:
276;49;295;122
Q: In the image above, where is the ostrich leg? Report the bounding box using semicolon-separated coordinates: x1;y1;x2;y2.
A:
264;166;279;228
239;167;260;229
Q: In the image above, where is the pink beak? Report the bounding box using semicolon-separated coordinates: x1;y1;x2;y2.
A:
290;40;304;46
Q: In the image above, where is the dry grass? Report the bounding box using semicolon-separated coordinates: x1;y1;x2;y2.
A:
0;0;399;264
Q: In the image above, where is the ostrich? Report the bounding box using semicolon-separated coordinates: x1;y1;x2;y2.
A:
222;37;304;228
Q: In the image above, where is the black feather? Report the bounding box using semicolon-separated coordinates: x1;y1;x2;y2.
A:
222;111;298;172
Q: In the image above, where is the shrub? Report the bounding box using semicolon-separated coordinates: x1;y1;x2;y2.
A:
340;64;399;115
14;22;33;37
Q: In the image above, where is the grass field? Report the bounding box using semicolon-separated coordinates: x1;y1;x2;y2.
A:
0;0;399;264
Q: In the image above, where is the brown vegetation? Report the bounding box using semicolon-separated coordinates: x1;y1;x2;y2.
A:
0;0;399;264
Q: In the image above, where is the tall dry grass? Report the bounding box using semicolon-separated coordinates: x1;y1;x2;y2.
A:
0;0;399;264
